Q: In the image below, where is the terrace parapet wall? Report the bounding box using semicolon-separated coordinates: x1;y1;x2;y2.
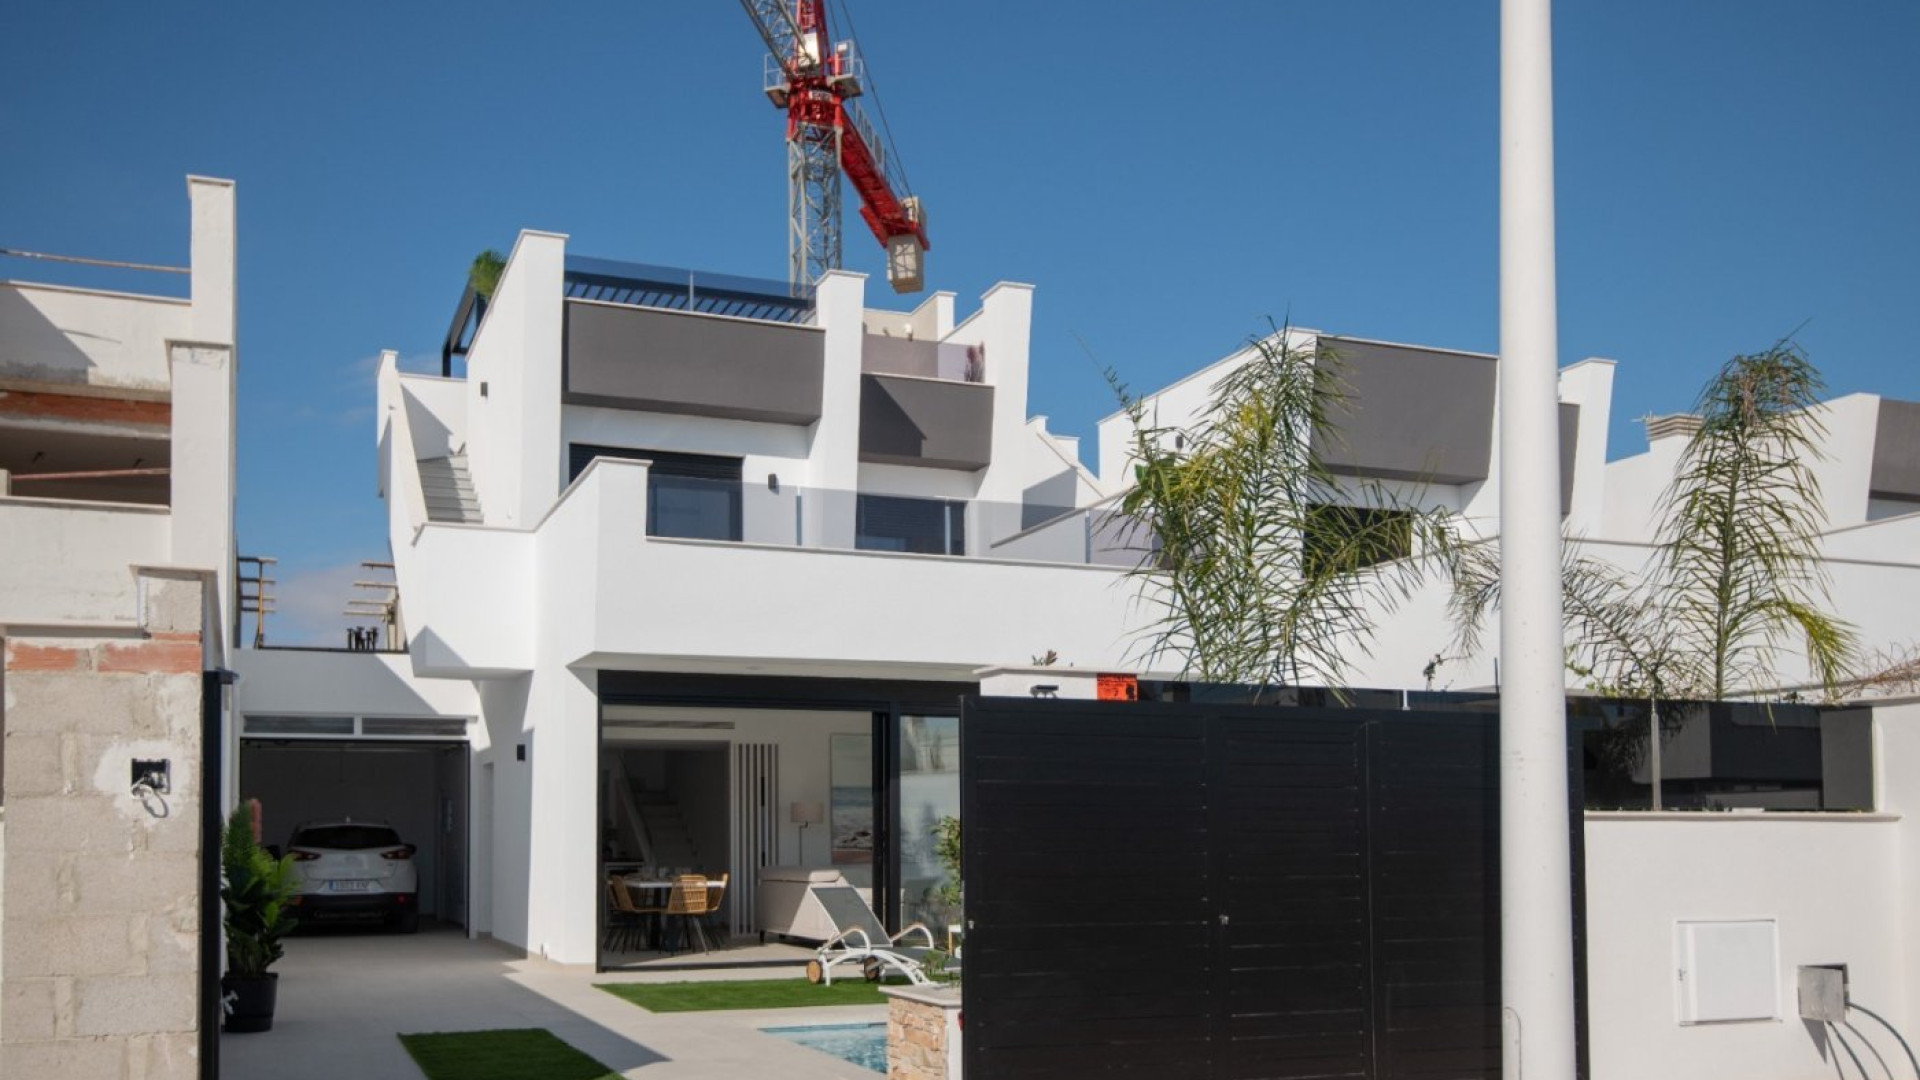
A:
1;570;207;1080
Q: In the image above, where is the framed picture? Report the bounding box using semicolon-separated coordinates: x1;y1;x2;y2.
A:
830;732;873;865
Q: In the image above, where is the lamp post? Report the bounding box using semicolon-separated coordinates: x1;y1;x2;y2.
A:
1500;0;1579;1076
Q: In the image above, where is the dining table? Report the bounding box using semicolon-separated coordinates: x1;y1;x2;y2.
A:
620;875;707;953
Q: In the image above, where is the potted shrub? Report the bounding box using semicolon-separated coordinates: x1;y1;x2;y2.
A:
221;799;298;1033
930;815;963;979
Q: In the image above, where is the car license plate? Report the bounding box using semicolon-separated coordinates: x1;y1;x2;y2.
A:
329;880;373;893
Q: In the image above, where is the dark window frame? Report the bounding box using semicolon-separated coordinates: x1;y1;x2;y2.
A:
568;443;743;542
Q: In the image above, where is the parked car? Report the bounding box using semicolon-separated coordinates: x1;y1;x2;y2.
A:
286;820;419;933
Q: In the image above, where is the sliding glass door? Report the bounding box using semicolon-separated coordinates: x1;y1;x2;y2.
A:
895;715;960;931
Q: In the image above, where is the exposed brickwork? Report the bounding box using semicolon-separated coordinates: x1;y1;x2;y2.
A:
2;572;206;1080
96;634;201;676
4;642;89;673
0;390;171;429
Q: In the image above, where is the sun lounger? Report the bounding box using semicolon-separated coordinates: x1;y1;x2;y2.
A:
805;884;937;986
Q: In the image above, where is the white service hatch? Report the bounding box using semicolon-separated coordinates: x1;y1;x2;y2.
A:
1675;918;1781;1024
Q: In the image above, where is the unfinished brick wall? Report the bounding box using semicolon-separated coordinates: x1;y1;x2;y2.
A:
1;571;206;1080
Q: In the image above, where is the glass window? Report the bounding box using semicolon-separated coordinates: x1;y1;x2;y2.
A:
1570;700;1874;812
569;444;742;541
856;494;965;556
1302;504;1413;576
290;824;404;850
897;715;961;932
649;473;741;541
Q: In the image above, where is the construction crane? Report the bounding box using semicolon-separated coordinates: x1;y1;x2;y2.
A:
738;0;929;295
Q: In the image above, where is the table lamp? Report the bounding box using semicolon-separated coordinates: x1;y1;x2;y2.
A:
791;801;825;864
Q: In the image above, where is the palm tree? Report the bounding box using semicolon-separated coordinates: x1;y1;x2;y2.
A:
1110;328;1462;691
1450;339;1856;703
1649;341;1856;699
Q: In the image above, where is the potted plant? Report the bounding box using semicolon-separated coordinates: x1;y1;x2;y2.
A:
929;815;963;979
221;799;298;1033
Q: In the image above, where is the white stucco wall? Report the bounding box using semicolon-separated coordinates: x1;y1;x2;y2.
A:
230;648;478;719
462;230;566;528
0;498;169;627
1583;814;1910;1080
0;283;188;397
1578;701;1920;1080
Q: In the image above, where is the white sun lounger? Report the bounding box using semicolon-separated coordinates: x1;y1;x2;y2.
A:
805;884;937;986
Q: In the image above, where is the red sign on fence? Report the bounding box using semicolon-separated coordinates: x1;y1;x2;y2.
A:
1096;673;1139;701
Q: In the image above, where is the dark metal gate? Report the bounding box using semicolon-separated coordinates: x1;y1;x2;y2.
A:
961;698;1585;1080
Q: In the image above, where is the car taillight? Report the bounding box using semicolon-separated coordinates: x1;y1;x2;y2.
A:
290;849;321;862
380;847;412;861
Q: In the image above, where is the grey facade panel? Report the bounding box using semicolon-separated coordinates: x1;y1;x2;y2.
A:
1313;337;1496;485
1870;398;1920;501
859;373;994;471
562;300;824;425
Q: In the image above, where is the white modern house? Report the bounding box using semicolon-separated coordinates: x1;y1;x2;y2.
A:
217;221;1920;1079
0;176;238;1079
236;229;1153;973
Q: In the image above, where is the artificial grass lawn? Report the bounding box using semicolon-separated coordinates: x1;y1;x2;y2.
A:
398;1028;619;1080
597;977;889;1012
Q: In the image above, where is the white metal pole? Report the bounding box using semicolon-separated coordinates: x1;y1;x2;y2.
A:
1499;0;1579;1077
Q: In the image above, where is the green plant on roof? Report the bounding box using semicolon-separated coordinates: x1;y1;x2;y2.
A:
469;249;506;301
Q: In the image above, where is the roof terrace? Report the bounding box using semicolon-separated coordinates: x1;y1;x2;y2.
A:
443;256;811;374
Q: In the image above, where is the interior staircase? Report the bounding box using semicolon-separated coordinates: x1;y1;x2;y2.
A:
635;791;700;870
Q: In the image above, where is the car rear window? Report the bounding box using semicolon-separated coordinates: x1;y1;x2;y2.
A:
291;825;403;850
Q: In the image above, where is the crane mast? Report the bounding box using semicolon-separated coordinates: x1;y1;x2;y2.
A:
739;0;929;296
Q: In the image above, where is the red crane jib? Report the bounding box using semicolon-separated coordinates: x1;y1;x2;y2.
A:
784;80;928;250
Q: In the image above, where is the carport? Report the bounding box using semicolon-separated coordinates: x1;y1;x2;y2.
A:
241;726;470;925
231;648;481;928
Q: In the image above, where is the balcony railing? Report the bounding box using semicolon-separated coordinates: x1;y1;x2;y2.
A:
613;472;1144;568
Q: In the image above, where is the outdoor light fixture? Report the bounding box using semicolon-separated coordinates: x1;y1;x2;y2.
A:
768;473;780;492
791;801;825;864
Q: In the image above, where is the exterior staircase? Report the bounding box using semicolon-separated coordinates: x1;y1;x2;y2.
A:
418;454;482;524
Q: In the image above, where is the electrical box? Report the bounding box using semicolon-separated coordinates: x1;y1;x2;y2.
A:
1798;964;1848;1022
1675;919;1780;1024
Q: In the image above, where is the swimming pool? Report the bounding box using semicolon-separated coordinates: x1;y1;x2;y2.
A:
761;1021;887;1074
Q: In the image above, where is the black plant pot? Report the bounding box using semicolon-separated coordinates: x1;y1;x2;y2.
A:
222;973;278;1033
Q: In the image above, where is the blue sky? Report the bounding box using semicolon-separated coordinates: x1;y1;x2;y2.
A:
4;2;1916;643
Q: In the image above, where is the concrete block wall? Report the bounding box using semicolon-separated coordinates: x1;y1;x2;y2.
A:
1;571;206;1080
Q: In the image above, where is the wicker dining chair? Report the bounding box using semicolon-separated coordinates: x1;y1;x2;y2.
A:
604;876;640;953
701;872;730;944
665;874;711;955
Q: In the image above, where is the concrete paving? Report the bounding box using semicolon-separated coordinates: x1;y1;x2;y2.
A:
220;924;888;1079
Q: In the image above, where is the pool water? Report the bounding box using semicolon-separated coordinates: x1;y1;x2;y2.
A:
762;1022;888;1074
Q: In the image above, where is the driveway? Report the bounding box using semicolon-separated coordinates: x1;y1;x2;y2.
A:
219;925;888;1079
